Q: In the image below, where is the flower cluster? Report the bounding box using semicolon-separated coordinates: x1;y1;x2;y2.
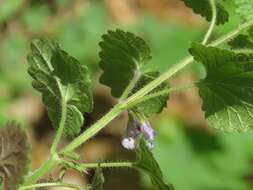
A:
121;113;157;150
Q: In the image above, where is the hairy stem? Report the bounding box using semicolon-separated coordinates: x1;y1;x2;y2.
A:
126;83;195;109
22;19;253;187
50;80;68;153
82;161;134;169
62;160;134;171
209;19;253;47
120;71;141;100
19;182;82;190
61;105;125;154
23;153;60;185
51;101;67;153
202;0;217;45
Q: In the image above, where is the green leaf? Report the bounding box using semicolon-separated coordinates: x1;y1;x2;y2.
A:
189;42;253;131
135;139;174;190
99;29;151;97
27;38;93;137
233;0;253;21
91;166;104;190
0;122;30;190
228;27;253;49
130;72;169;117
99;29;169;116
180;0;229;25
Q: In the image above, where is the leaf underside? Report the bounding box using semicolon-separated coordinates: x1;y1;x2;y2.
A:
135;139;174;190
27;38;93;137
180;0;229;25
0;122;30;190
190;42;253;132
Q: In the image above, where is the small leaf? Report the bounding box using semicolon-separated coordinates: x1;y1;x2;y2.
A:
27;38;93;137
0;122;30;190
189;42;253;131
180;0;229;25
130;72;169;117
99;30;169;116
233;0;253;21
91;166;104;190
99;29;151;97
135;139;174;190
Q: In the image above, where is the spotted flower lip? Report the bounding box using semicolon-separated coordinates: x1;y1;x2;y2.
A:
121;112;157;150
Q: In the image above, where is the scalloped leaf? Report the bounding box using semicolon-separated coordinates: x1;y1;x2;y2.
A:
99;29;169;116
99;29;151;97
0;122;30;190
190;42;253;132
135;139;174;190
180;0;229;25
27;38;93;137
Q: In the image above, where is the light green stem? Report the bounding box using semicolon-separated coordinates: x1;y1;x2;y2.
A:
202;0;217;45
209;19;253;47
82;162;134;168
22;19;253;187
23;153;60;186
126;83;195;109
61;105;125;154
62;160;134;171
19;182;82;190
51;101;67;153
120;71;141;100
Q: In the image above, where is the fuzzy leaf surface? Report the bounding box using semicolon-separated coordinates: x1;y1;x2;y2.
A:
27;38;93;137
99;29;169;116
190;42;253;131
0;122;30;190
180;0;229;25
135;139;174;190
99;29;151;97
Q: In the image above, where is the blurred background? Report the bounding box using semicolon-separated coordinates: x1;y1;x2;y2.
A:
1;0;253;190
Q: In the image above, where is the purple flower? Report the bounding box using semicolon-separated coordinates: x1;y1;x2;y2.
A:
121;113;157;150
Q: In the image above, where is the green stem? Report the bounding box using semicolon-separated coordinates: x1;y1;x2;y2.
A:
202;0;217;45
120;71;141;100
82;162;134;169
19;182;82;190
62;160;134;171
126;83;195;109
61;104;125;154
209;19;253;47
50;79;68;153
23;153;60;186
23;19;253;187
125;56;194;106
51;101;67;153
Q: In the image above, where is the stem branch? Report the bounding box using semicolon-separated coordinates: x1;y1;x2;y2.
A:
22;18;253;187
19;182;82;190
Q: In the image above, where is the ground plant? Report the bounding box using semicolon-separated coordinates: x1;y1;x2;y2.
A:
1;0;253;189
